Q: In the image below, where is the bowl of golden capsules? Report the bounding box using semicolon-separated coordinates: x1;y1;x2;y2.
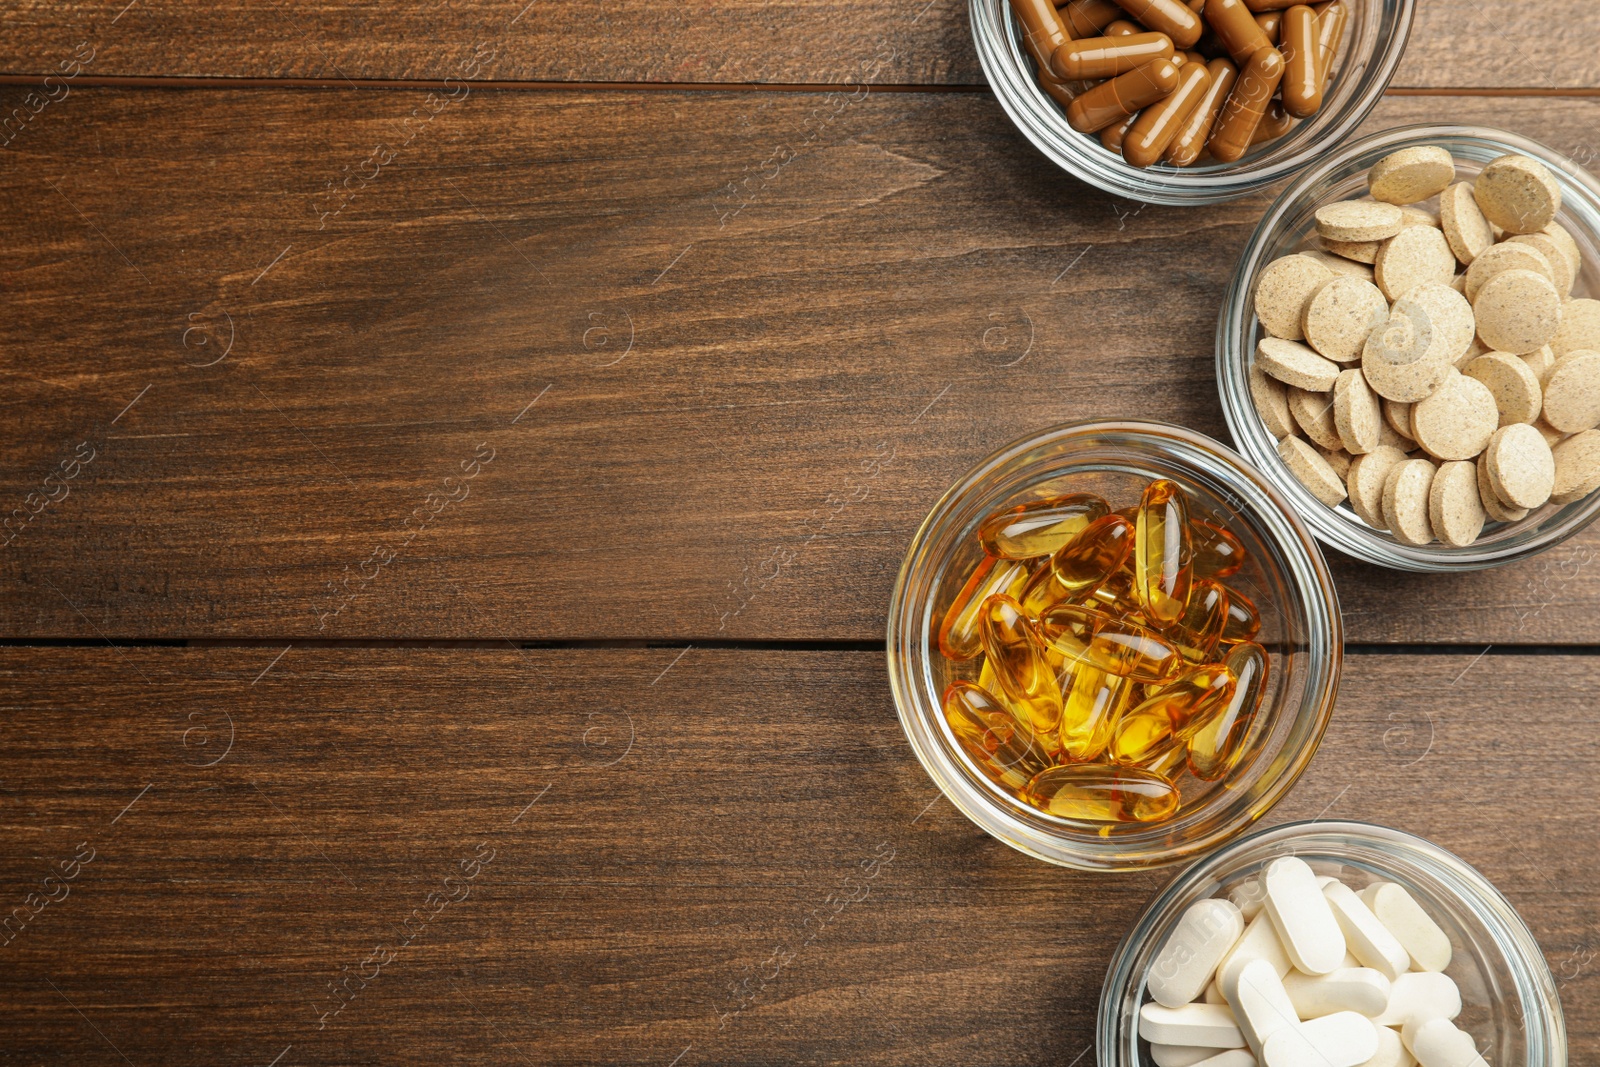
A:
1219;125;1600;570
970;0;1414;204
887;420;1342;870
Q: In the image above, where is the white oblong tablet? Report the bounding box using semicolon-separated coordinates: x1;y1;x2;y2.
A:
1193;1052;1259;1067
1360;1025;1414;1067
1206;981;1228;1005
1218;912;1293;1002
1325;880;1411;980
1230;878;1269;920
1263;857;1347;975
1262;1012;1380;1067
1152;1043;1225;1067
1231;958;1301;1059
1366;883;1453;972
1151;899;1248;1008
1375;971;1462;1028
1281;967;1391;1019
1140;1002;1247;1048
1404;1017;1487;1067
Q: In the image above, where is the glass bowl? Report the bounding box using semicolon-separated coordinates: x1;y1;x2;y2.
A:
968;0;1415;205
1099;820;1567;1067
887;420;1342;870
1218;125;1600;571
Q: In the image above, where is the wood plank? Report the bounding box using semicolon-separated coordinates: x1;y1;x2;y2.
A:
0;0;1596;89
0;647;1593;1063
3;89;1600;644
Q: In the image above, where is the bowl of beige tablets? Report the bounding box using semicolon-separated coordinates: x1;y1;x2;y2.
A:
1100;821;1566;1067
1219;126;1600;569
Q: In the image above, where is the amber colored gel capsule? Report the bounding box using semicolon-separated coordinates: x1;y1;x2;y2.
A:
1109;663;1235;764
1039;604;1182;682
1061;0;1124;37
1164;57;1236;166
1203;0;1271;65
1134;479;1194;625
1207;45;1284;162
1024;764;1179;823
979;595;1065;734
1219;583;1262;642
1123;59;1213;167
1021;513;1134;617
1053;31;1176;81
1058;661;1133;760
1067;59;1181;133
1168;577;1229;662
1187;641;1268;780
1192;518;1246;578
1113;0;1205;47
944;682;1052;790
978;492;1109;559
1278;4;1321;117
938;556;1031;660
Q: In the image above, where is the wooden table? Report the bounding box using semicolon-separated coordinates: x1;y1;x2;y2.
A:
1;2;1597;1062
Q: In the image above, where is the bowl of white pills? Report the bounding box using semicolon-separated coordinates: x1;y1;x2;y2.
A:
1099;820;1566;1067
1218;125;1600;570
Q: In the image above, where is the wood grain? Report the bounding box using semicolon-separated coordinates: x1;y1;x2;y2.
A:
0;0;1596;89
0;647;1592;1064
4;89;1600;643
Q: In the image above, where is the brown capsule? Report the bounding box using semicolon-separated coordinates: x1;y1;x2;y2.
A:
1207;45;1284;162
1186;0;1207;12
1312;0;1347;91
1253;10;1281;43
1113;0;1204;47
1241;0;1301;10
1279;4;1321;117
1101;111;1140;152
1039;66;1084;109
1024;764;1179;822
1202;0;1271;67
1123;57;1212;167
1250;98;1294;144
1012;0;1072;68
1164;57;1236;166
1105;18;1142;36
1061;0;1125;37
1053;31;1176;80
1067;58;1181;133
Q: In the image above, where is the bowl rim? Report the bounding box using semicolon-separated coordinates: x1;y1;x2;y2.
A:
967;0;1418;206
886;418;1344;870
1216;123;1600;572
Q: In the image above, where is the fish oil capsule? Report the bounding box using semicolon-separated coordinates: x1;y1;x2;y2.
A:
1207;45;1284;162
938;556;1031;660
979;594;1065;733
944;682;1052;790
1021;513;1134;616
1039;604;1182;682
1135;478;1194;625
1053;31;1177;81
1187;640;1268;779
1025;764;1179;823
1061;0;1125;36
978;492;1109;559
1059;660;1133;759
1067;58;1182;133
1203;0;1272;65
1278;5;1321;117
1192;519;1246;578
1110;663;1234;764
1114;0;1205;47
1123;60;1214;168
1219;584;1261;642
1010;0;1072;71
1169;579;1229;663
1164;57;1237;167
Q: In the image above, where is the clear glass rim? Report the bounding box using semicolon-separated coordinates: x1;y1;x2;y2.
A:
968;0;1417;206
1217;124;1600;571
886;419;1343;870
1097;819;1568;1067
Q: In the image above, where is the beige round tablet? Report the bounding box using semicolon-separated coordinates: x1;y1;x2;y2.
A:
1473;269;1562;354
1383;398;1415;440
1280;435;1348;507
1303;276;1390;362
1318;445;1354;480
1542;349;1600;433
1552;429;1600;504
1521;345;1557;386
1400;207;1441;229
1439;182;1494;265
1316;200;1405;243
1457;334;1489;371
1552;298;1600;359
1464;351;1544;426
1333;368;1382;454
1398;282;1476;367
1541;221;1582;276
1321;237;1382;265
1301;249;1375;280
1256;255;1334;340
1484;423;1555;510
1473;154;1561;235
1289;386;1344;450
1347;444;1408;528
1375;225;1458;301
1534;419;1566;447
1428;460;1486;546
1464;240;1553;302
1383;458;1439;545
1376;417;1409;452
1250;363;1297;438
1411;370;1498;460
1449;272;1468;295
1258;337;1342;390
1369;146;1455;205
1477;452;1529;522
1509;233;1576;295
1363;347;1451;403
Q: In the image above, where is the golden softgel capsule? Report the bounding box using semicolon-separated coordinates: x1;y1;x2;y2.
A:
1024;764;1180;823
1134;479;1194;625
977;492;1109;559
